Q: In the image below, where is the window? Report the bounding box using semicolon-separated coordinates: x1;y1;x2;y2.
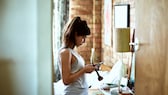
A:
52;0;69;82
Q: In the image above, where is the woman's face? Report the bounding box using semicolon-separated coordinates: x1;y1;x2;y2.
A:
75;33;86;47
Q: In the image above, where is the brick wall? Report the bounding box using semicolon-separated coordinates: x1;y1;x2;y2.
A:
69;0;135;66
69;0;102;64
102;0;135;66
92;0;102;63
69;0;93;64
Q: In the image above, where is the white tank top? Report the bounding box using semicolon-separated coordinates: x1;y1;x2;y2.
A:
58;48;88;95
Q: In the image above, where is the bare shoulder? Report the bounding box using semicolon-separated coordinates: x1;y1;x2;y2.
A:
60;48;72;62
60;48;71;56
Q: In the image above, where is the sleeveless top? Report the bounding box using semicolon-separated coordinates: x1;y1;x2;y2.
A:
58;48;88;95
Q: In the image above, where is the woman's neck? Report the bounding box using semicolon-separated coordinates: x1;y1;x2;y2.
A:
62;44;75;49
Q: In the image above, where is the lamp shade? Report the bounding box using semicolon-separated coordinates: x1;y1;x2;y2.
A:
114;28;130;52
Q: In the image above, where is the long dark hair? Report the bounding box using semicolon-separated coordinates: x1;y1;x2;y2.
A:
62;16;90;48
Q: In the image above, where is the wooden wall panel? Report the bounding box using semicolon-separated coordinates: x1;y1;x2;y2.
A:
135;0;168;95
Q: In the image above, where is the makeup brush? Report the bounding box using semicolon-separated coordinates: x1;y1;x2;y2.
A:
90;48;103;81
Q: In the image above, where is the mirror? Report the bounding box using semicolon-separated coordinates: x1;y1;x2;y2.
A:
52;1;135;95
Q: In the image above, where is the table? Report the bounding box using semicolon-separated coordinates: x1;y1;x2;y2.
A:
88;86;133;95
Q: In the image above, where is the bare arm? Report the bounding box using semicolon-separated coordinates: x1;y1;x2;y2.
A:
60;49;95;85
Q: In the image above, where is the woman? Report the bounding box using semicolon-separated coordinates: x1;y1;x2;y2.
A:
57;16;96;95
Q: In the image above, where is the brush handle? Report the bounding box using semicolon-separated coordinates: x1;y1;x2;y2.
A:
95;69;103;81
92;63;103;81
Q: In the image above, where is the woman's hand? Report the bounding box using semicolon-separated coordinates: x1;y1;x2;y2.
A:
84;64;96;73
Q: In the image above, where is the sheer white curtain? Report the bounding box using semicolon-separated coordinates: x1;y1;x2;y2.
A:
52;0;69;82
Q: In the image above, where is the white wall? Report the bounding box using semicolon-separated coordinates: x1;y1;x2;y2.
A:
0;0;52;95
37;0;53;95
